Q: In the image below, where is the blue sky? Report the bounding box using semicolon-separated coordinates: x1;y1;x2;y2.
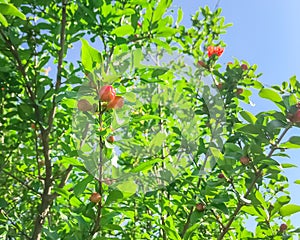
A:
173;0;300;230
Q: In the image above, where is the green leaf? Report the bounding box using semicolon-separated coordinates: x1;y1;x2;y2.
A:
259;88;282;103
111;25;134;37
73;175;94;196
105;189;123;205
53;187;70;199
280;136;300;149
0;198;8;208
151;67;169;77
277;196;291;205
279;204;300;217
224;143;242;153
240;110;256;124
272;196;291;216
176;8;183;26
212;203;229;214
163;216;182;240
255;191;266;207
0;3;26;20
60;156;83;167
61;98;77;108
116;180;137;197
236;124;263;135
153;0;171;22
69;196;82;208
103;224;123;231
81;39;102;72
281;163;297;168
212;193;229;204
156;27;178;37
130;158;163;173
289;136;300;145
183;222;201;240
242;205;260;216
101;212;120;225
0;12;7;26
290;75;297;89
150;132;167;149
124;92;136;103
294;180;300;185
18;103;34;118
259;158;279;166
283;94;297;109
132;48;144;68
132;115;162;122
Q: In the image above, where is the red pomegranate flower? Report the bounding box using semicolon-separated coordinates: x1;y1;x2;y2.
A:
207;46;224;58
99;85;116;102
107;96;124;109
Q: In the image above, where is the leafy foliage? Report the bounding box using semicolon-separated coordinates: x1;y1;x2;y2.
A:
0;0;299;240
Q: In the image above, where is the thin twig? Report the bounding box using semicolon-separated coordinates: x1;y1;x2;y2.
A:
46;0;68;133
0;28;44;132
217;124;292;240
1;169;41;195
211;209;225;230
214;0;222;11
1;209;31;239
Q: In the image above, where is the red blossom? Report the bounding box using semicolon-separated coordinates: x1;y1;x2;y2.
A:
207;46;224;58
99;85;116;102
107;96;124;109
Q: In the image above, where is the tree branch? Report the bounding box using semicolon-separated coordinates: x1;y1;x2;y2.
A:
31;1;68;239
211;209;225;230
217;124;292;240
1;169;41;195
0;28;44;131
46;0;68;134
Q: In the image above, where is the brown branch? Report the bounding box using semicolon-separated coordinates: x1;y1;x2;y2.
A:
31;1;68;239
211;209;225;230
217;124;292;240
0;29;27;80
46;0;68;134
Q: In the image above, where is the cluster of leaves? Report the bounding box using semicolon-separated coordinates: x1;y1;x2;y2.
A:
0;0;300;240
